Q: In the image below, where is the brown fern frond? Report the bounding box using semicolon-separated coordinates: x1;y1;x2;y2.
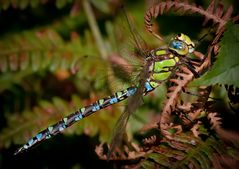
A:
180;86;212;125
190;121;205;138
176;101;192;124
207;112;222;131
96;142;148;161
174;87;212;134
174;88;213;138
143;135;157;146
95;143;107;160
144;0;235;39
140;120;159;132
177;100;192;111
190;86;212;112
208;112;239;146
160;51;210;139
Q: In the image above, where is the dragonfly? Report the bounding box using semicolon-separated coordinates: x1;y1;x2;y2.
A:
14;33;195;155
14;10;196;155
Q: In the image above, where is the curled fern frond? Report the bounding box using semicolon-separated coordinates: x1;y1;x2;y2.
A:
144;0;235;39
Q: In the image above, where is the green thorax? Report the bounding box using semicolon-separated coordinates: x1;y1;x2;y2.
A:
148;48;179;87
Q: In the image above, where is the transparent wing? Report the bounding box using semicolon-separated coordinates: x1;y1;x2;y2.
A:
121;6;149;58
107;58;150;159
107;86;144;159
113;5;149;62
106;6;152;159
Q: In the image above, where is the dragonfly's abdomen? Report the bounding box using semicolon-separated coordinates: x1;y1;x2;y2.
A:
15;86;141;155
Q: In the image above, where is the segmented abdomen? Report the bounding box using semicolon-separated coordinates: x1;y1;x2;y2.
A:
14;80;156;155
15;83;155;155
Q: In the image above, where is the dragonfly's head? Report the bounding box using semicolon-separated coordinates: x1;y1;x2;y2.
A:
168;33;195;55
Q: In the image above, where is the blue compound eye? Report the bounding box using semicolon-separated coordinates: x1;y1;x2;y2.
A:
170;40;183;50
169;40;189;55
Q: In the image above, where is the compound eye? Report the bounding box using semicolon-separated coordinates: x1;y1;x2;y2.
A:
170;40;184;50
169;40;189;55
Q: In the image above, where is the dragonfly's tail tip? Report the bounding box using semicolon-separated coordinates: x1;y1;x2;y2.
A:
14;147;24;156
14;150;20;156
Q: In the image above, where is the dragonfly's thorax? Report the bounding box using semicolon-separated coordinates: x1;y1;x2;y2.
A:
146;48;180;87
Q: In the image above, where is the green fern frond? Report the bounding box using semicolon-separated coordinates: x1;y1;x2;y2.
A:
0;29;87;72
0;28;100;92
0;0;113;13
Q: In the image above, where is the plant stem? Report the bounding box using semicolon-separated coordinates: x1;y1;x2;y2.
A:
82;0;108;60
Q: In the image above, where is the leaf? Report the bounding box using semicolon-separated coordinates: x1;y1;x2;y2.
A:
192;23;239;88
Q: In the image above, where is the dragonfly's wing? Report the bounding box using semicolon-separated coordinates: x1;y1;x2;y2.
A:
115;6;149;60
107;105;131;159
107;59;150;159
107;6;152;159
120;6;149;59
107;88;144;159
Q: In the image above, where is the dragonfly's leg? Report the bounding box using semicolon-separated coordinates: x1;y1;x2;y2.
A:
184;62;200;78
173;60;200;78
182;87;201;97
